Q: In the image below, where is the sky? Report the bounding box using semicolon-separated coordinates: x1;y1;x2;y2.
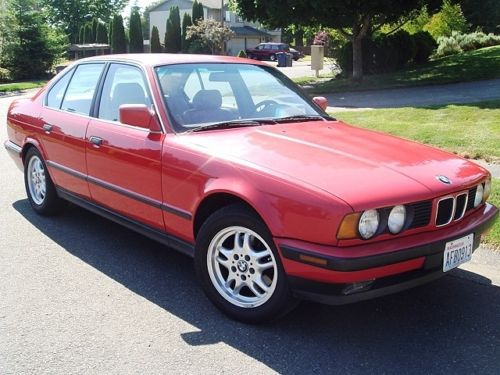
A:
122;0;157;17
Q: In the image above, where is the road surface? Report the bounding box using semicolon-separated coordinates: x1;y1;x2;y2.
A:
1;93;499;375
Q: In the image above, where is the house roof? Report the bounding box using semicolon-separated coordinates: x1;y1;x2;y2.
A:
149;0;227;12
231;26;271;37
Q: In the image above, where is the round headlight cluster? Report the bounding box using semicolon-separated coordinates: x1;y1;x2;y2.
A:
388;205;407;234
358;209;380;239
474;183;484;207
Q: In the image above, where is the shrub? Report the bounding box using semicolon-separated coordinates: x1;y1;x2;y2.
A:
413;31;437;63
181;13;193;52
424;0;468;39
129;9;144;53
237;50;247;58
435;31;500;57
387;30;417;68
0;67;11;82
336;30;432;75
435;36;463;57
164;6;181;53
150;26;162;52
111;15;127;53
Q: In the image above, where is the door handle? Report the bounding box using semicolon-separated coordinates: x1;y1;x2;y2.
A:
43;124;53;134
89;136;103;147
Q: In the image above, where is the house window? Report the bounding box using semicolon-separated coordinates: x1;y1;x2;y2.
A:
225;11;231;22
236;15;244;23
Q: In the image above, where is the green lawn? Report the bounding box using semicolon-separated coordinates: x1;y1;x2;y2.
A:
484;179;500;250
333;100;500;161
0;80;46;93
305;45;500;93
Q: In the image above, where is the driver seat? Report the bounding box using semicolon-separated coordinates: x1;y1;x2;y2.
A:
183;90;234;124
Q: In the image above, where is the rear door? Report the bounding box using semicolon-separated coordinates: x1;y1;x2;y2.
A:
40;63;105;198
85;63;165;230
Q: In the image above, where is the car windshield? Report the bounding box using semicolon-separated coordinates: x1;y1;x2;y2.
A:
155;63;327;133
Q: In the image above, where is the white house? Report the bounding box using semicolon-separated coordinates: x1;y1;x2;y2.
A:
148;0;281;55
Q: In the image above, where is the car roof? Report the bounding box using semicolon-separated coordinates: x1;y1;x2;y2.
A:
74;54;268;68
261;42;286;45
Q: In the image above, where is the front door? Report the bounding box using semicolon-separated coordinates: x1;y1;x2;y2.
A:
85;63;165;230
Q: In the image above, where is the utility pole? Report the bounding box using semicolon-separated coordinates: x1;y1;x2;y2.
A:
221;0;226;54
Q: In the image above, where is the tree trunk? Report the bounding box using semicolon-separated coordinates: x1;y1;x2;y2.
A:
352;35;363;81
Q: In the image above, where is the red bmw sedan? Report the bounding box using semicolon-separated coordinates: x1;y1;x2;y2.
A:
4;54;498;322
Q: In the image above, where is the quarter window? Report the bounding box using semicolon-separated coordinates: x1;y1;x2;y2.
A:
98;64;151;122
46;70;73;109
61;64;104;115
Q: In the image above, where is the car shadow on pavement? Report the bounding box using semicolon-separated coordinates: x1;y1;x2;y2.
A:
13;199;500;374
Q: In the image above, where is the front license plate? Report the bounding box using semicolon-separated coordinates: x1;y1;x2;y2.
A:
443;234;474;272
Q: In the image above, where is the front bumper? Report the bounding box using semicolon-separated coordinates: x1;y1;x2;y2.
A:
278;202;498;305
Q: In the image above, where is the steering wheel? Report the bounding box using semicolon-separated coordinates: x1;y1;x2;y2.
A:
254;99;278;115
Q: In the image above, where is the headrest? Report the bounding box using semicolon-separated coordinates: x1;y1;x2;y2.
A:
192;90;222;110
112;83;146;104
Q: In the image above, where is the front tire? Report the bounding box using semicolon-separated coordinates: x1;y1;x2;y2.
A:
194;204;296;323
24;147;66;215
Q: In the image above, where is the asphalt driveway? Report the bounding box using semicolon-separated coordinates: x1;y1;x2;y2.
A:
324;79;500;109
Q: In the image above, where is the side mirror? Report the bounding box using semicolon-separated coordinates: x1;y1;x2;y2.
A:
312;96;328;111
119;104;161;132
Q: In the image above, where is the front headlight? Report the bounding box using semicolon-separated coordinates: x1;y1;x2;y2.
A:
483;178;491;202
358;209;380;239
388;205;406;234
474;183;484;207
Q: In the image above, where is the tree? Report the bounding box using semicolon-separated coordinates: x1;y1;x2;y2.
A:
151;26;162;52
235;0;442;80
424;0;468;39
460;0;500;34
164;6;181;53
182;13;193;52
192;0;204;24
41;0;128;43
83;23;93;44
91;18;99;42
1;0;67;80
129;9;144;53
108;19;113;44
111;14;126;53
78;25;85;43
186;18;234;54
96;22;108;44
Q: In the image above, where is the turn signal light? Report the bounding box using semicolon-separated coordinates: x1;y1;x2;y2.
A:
337;212;361;240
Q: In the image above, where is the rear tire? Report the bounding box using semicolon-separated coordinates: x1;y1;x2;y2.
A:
269;54;276;61
194;204;297;323
24;147;66;216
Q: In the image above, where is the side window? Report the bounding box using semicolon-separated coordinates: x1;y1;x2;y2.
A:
271;45;279;50
46;70;73;109
61;64;104;115
98;64;151;122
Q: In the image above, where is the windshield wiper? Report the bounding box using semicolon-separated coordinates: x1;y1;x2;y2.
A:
185;119;275;133
273;115;329;123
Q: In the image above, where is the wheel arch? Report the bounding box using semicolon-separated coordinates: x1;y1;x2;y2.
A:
193;191;268;240
21;138;44;164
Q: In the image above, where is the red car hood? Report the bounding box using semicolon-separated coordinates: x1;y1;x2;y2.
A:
179;121;488;210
